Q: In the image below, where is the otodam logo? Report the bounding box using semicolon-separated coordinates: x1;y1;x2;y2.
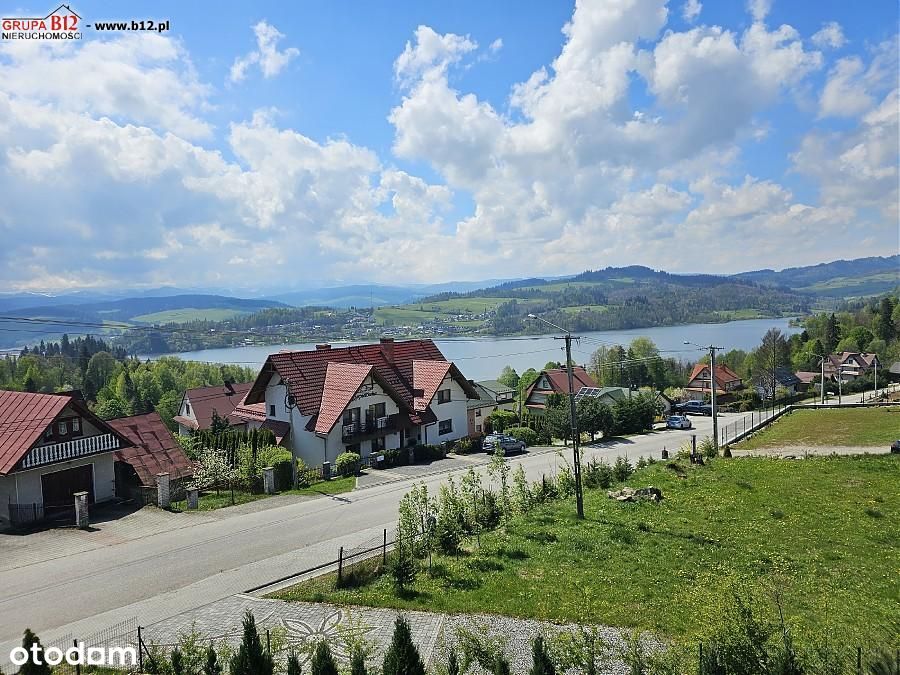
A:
2;4;82;39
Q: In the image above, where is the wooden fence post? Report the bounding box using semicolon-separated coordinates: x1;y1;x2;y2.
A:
382;528;387;565
337;546;344;585
137;626;143;673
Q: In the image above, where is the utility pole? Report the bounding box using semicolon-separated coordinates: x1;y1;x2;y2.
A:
685;341;723;455
873;358;878;402
528;314;584;519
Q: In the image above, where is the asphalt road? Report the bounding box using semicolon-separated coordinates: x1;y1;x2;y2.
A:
0;390;889;655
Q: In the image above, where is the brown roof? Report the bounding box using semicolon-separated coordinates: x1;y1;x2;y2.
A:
315;363;374;434
688;363;742;390
0;390;74;475
108;412;193;486
228;397;266;423
245;339;478;431
260;419;291;444
525;367;597;401
795;371;818;384
180;382;252;431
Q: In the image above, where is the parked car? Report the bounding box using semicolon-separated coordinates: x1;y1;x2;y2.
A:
675;400;713;416
482;434;526;454
891;440;900;454
666;414;693;430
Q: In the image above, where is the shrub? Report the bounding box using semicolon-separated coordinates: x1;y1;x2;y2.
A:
229;611;274;675
699;436;718;459
286;654;302;675
613;456;634;482
529;636;556;675
350;647;368;675
296;458;320;487
583;459;613;489
454;437;475;454
413;444;446;462
310;641;339;675
390;550;418;590
18;629;51;675
203;645;223;675
383;616;426;675
487;409;518;433
505;426;539;446
336;452;362;477
556;465;575;498
636;456;648;470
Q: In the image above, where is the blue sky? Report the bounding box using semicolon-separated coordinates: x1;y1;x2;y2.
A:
0;0;897;292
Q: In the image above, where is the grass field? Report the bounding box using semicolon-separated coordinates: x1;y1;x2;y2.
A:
272;456;899;647
174;476;356;511
737;407;900;450
132;308;248;324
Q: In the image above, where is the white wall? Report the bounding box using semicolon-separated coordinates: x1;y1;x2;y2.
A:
426;375;469;443
0;452;116;518
265;375;291;422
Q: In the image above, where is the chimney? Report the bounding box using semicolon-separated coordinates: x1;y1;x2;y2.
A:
380;337;395;362
315;344;331;350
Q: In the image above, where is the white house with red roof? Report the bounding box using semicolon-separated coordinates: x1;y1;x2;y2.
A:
0;390;134;529
684;363;744;401
523;366;597;417
231;338;479;468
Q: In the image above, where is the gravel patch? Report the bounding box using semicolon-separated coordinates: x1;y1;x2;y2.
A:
732;445;892;457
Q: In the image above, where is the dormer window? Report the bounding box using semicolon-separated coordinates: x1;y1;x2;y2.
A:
184;402;191;415
58;421;68;435
72;418;81;433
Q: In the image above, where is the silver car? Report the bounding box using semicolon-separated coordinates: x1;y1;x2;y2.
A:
666;414;692;430
483;434;526;454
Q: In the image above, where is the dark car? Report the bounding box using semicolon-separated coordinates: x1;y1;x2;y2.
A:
891;440;900;454
675;400;713;416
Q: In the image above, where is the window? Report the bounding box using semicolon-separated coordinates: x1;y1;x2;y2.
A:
475;409;482;417
343;407;360;425
475;424;482;433
184;403;191;416
346;443;360;453
58;421;68;435
269;404;276;417
369;402;386;419
372;437;386;453
437;389;451;404
438;419;453;435
72;417;80;433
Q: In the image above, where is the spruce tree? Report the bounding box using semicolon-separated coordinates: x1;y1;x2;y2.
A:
350;647;368;675
529;636;556;675
18;629;51;675
310;641;339;675
287;653;303;675
447;649;460;675
492;654;511;675
383;616;425;675
229;611;274;675
171;647;185;675
203;644;223;675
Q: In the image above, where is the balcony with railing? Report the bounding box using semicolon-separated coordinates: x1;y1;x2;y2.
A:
341;416;394;442
20;433;120;471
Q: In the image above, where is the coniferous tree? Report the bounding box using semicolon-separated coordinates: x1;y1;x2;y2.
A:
529;636;556;675
492;654;511;675
203;644;223;675
310;641;339;675
229;611;274;675
350;647;368;675
171;646;185;675
287;653;303;675
17;629;51;675
446;649;460;675
382;616;425;675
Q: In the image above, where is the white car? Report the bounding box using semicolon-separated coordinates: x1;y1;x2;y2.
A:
666;414;692;430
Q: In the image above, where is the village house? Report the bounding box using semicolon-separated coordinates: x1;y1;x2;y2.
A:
523;366;597;417
754;367;803;398
684;363;743;401
823;352;880;383
476;380;517;412
173;382;252;435
0;390;133;529
230;339;479;469
467;382;499;437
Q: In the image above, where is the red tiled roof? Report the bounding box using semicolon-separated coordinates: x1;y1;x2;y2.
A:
315;363;373;434
181;382;252;431
524;367;597;401
0;390;75;475
412;360;451;411
107;412;193;486
228;395;266;423
795;371;818;384
245;340;478;431
688;363;742;390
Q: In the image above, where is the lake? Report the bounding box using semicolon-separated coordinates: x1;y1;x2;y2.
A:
159;317;800;381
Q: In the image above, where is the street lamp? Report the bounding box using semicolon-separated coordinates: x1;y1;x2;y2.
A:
810;353;827;405
685;341;723;455
527;313;584;519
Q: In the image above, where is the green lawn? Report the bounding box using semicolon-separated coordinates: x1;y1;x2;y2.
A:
173;477;357;511
272;456;899;648
737;407;900;450
132;308;248;324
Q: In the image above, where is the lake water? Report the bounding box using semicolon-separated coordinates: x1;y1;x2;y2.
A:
159;317;800;381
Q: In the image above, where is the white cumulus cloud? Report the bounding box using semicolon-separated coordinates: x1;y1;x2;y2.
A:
230;21;299;84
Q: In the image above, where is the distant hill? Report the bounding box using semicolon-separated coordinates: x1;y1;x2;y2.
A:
267;279;519;308
736;255;899;297
0;294;288;348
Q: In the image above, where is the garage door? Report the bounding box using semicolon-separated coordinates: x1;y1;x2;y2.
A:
41;464;94;508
